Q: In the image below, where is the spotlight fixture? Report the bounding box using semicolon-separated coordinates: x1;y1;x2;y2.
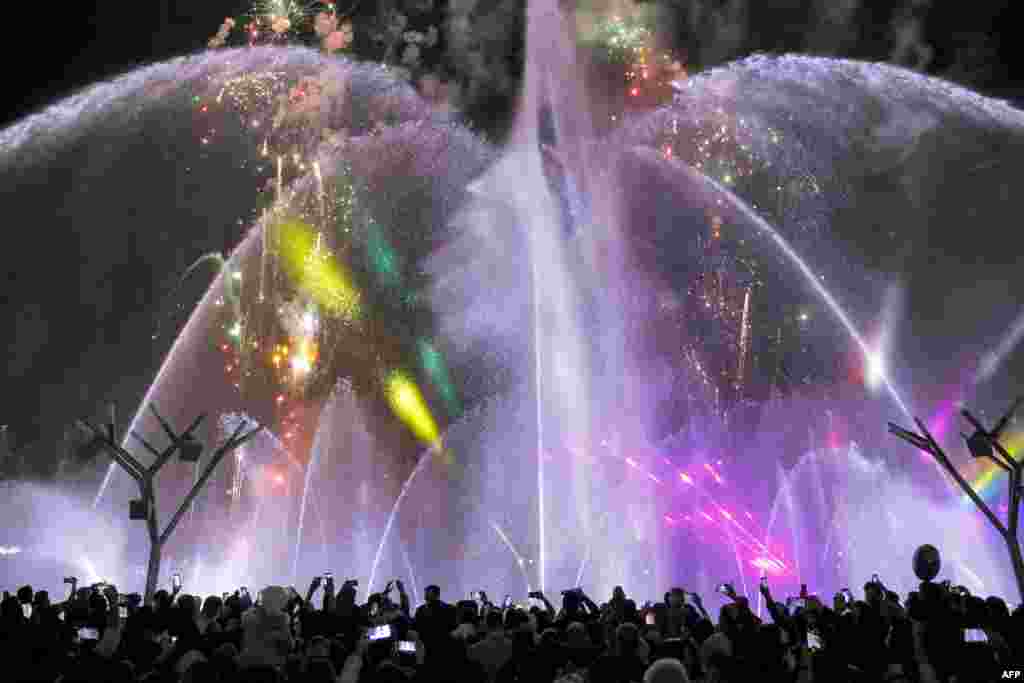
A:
964;430;993;460
179;433;203;463
129;499;148;520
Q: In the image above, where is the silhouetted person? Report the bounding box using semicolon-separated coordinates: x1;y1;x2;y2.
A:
413;584;455;663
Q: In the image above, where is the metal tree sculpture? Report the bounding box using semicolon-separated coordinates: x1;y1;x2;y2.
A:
78;404;262;604
889;398;1023;601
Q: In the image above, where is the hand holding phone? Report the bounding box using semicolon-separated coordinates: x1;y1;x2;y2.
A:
396;640;416;653
78;627;100;641
172;573;182;590
965;628;988;643
807;628;823;651
369;624;392;641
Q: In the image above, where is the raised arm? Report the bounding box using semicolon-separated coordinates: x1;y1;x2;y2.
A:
529;590;556;618
396;580;410;617
306;576;322;609
579;591;600;616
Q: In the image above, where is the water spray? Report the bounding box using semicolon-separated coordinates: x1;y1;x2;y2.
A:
368;448;434;594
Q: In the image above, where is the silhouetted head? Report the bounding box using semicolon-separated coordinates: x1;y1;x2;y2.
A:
615;622;640;656
338;583;357;606
863;581;883;605
201;596;222;619
668;588;685;609
504;608;528;631
485;610;503;632
644;657;689;683
986;596;1010;623
425;585;441;604
612;586;626;602
16;586;33;604
153;590;172;610
566;621;588;646
177;594;198;618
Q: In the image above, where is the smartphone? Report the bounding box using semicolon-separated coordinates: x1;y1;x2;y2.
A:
760;575;768;589
58;611;65;622
78;627;99;641
240;586;249;595
715;583;731;595
871;574;880;584
807;628;823;651
645;612;656;626
396;640;416;653
172;573;182;590
324;572;333;581
369;602;379;617
369;624;392;641
119;606;128;619
503;595;513;609
965;628;988;643
841;588;854;602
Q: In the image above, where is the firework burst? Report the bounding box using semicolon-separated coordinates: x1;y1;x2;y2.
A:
253;0;317;30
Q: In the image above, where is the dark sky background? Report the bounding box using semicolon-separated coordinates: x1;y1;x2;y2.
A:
1;1;1019;129
0;0;1021;468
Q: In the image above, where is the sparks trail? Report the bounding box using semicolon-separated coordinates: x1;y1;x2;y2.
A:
153;252;229;342
368;447;435;595
491;521;534;595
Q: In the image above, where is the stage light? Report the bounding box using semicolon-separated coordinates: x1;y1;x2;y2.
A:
129;499;148;520
179;433;203;463
965;430;993;460
274;473;285;486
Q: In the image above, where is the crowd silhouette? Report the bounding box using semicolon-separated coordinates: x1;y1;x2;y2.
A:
1;552;1021;682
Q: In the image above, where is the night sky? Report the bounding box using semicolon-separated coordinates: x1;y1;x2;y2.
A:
1;0;1021;470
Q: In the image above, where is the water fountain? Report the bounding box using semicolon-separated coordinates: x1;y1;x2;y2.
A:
5;0;1024;602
